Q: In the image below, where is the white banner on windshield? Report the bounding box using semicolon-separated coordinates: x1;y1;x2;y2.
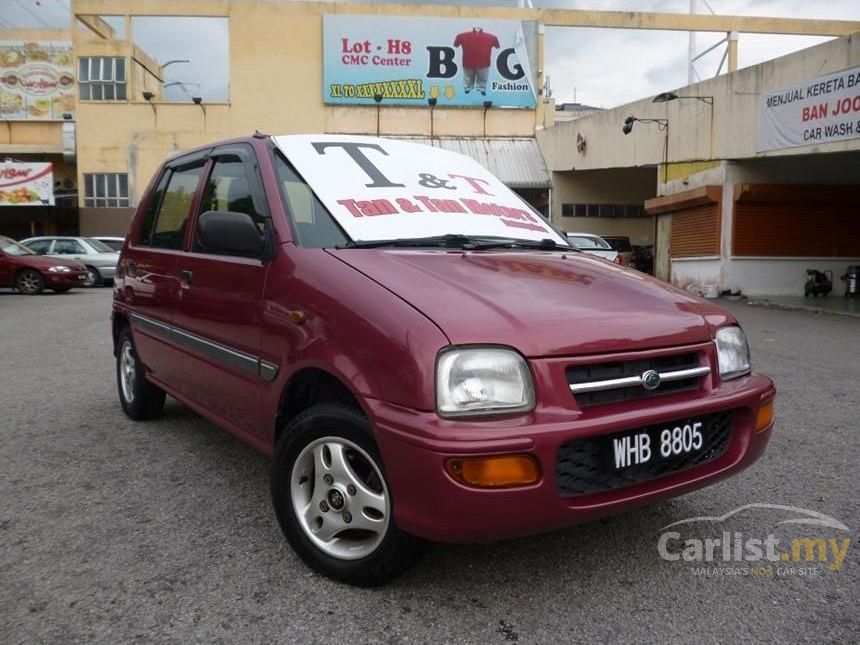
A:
273;135;561;243
757;66;860;151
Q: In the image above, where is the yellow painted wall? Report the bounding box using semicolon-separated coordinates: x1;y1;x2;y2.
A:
72;0;542;208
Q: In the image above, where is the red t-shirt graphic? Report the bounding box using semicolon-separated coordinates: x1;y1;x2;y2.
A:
453;29;500;70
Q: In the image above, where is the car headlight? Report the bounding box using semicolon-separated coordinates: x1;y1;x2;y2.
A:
715;326;751;380
48;265;71;273
436;347;535;417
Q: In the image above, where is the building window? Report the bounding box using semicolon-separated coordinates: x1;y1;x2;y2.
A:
84;173;129;208
561;203;648;218
78;57;127;101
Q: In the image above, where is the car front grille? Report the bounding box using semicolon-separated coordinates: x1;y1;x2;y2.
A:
555;411;734;497
566;351;708;408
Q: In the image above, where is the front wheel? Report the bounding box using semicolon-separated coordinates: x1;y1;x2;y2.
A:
271;404;423;586
83;266;103;288
15;269;44;295
116;326;165;420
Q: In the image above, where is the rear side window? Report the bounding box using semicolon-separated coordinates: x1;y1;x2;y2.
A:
148;164;204;250
53;240;86;254
273;154;347;249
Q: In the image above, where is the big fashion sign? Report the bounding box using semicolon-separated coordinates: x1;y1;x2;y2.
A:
323;15;539;108
0;41;75;120
757;65;860;151
0;162;54;206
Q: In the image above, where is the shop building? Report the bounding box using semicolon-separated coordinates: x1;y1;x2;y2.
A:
538;33;860;297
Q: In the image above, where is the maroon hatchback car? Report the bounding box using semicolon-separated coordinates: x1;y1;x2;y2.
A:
0;235;88;294
112;135;775;585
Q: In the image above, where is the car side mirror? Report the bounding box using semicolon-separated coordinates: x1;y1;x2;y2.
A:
196;210;264;257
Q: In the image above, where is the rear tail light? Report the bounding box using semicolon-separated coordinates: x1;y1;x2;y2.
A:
614;255;623;264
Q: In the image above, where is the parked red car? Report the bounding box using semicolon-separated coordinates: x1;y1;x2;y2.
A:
112;135;775;586
0;235;88;294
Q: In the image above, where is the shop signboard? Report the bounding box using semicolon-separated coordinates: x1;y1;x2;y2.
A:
0;162;54;206
758;65;860;151
323;15;538;108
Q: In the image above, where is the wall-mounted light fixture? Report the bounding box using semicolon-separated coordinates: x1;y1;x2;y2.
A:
482;100;493;137
374;94;383;136
428;97;437;138
622;116;670;182
653;92;715;156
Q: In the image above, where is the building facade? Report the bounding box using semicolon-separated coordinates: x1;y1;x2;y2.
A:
538;33;860;296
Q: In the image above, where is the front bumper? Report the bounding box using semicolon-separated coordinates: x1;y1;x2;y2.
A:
97;265;117;280
46;270;89;287
368;372;775;543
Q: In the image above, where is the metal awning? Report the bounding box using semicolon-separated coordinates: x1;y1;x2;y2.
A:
389;137;551;189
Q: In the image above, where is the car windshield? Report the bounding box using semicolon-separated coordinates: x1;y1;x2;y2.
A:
605;238;633;252
568;235;611;250
85;238;116;253
0;237;35;256
273;135;567;249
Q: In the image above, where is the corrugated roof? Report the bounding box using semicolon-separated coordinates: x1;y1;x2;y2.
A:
388;137;551;189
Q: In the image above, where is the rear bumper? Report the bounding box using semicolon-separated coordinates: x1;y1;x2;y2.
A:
368;372;775;543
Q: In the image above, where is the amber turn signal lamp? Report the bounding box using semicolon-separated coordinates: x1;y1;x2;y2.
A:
755;400;774;432
445;455;541;488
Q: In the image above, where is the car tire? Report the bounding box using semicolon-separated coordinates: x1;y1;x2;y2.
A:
271;403;424;586
15;269;45;295
51;287;71;293
116;326;166;420
84;266;103;288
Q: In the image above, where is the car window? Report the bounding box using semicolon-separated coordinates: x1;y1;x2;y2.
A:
199;155;266;227
25;239;52;255
149;164;205;250
53;239;86;255
98;239;124;251
1;237;36;255
273;153;348;249
85;238;115;253
138;171;170;247
606;238;633;252
567;235;610;250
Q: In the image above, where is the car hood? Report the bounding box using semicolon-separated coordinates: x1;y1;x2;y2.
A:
11;254;86;271
328;249;733;357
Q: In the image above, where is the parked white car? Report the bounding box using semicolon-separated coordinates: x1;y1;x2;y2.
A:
20;236;119;287
565;233;621;264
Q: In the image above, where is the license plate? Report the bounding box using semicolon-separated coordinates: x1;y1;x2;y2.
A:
610;420;704;470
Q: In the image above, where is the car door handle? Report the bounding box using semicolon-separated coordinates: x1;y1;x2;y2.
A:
179;269;193;287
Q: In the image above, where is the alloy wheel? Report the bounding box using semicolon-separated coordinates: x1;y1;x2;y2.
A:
290;437;390;560
119;341;136;404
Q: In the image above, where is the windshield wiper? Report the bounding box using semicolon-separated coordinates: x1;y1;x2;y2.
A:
337;235;575;251
466;238;573;251
337;234;484;249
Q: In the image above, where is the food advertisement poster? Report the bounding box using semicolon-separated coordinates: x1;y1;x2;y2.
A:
0;41;75;120
0;162;54;206
323;16;538;108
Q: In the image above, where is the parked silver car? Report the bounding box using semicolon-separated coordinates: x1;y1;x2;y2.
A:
565;233;621;264
20;236;119;287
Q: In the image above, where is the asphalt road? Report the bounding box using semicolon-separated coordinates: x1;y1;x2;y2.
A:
1;288;857;644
